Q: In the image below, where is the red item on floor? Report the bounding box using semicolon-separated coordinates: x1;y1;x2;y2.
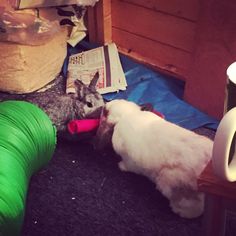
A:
67;119;100;134
67;109;164;135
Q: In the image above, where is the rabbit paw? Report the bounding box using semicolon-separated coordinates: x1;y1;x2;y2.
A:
118;161;128;172
170;196;204;219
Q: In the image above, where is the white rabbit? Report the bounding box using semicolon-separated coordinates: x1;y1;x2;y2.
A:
94;99;213;219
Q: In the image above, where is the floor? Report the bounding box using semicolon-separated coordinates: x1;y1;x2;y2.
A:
21;128;215;236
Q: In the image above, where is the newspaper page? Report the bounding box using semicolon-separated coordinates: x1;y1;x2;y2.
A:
66;43;127;94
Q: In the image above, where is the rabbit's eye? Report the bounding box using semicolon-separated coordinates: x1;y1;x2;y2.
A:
86;102;93;108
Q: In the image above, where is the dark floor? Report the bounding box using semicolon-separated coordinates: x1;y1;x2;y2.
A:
0;71;213;236
21;128;215;236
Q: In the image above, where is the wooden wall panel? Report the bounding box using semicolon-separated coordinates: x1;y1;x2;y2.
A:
87;0;236;119
123;0;199;21
87;0;197;80
184;0;236;119
113;28;191;79
112;0;196;53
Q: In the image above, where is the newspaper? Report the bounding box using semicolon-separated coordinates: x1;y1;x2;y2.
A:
66;43;127;94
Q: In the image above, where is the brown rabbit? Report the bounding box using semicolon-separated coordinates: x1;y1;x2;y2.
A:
0;72;105;138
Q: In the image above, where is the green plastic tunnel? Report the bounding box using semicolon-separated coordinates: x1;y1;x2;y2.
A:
0;101;57;236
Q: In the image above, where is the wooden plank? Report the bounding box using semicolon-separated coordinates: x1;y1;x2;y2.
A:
112;0;196;53
184;0;236;119
87;5;97;43
87;0;112;44
198;161;236;200
113;27;191;80
122;0;199;21
201;195;226;236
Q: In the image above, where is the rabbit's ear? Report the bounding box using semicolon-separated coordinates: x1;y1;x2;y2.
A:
88;72;99;91
74;79;87;100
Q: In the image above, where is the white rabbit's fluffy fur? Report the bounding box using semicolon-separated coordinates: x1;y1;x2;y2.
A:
95;99;213;219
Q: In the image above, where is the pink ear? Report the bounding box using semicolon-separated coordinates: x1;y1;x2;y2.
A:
68;119;100;134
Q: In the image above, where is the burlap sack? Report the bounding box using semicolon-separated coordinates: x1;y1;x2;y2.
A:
0;27;68;93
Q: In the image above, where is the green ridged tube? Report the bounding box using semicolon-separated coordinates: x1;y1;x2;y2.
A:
0;101;57;236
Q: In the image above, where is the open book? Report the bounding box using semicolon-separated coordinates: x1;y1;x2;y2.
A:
66;43;127;94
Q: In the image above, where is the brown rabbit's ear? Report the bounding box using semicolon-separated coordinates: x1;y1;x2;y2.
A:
74;79;87;99
88;72;100;91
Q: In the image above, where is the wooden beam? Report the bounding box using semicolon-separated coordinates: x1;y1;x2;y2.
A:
87;0;112;45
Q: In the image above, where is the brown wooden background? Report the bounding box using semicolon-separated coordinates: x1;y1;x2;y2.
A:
87;0;236;119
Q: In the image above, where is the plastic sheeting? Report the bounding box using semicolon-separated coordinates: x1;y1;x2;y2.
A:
63;41;219;130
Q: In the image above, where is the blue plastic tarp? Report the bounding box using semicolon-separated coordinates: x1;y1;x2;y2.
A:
63;41;219;130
